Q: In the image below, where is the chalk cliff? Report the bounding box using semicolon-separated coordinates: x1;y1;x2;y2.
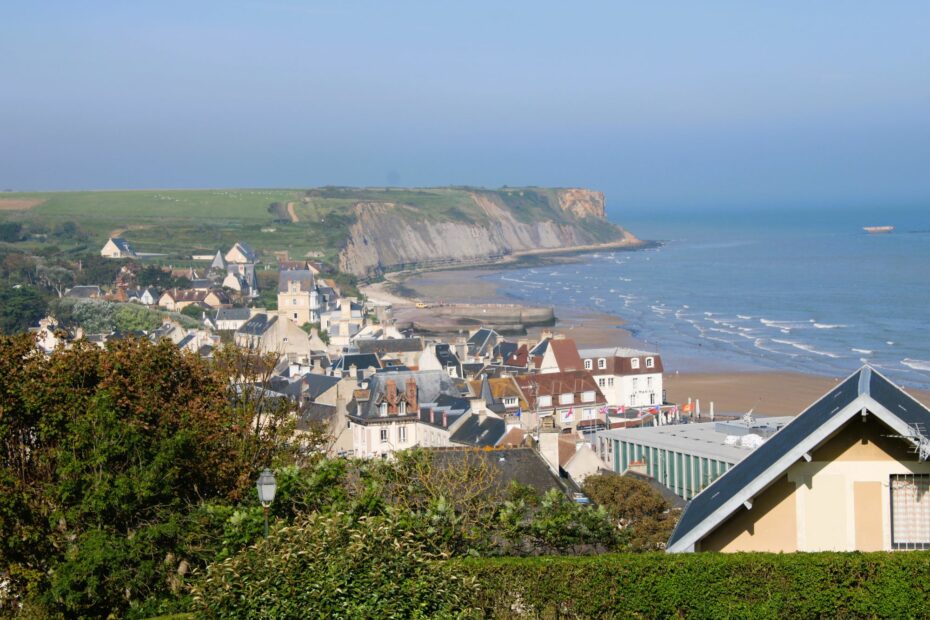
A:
338;188;637;278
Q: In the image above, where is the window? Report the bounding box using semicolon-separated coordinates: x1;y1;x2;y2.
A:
631;358;640;369
646;357;655;368
398;426;407;442
598;377;606;388
538;395;552;407
582;390;595;403
891;474;930;549
608;377;614;387
647;376;653;388
597;358;607;369
379;428;388;443
632;378;639;390
399;402;406;415
379;403;388;417
293;313;298;320
292;299;297;305
559;393;574;405
584;359;592;370
503;397;518;408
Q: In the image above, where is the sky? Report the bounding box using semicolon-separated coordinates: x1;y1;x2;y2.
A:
2;1;929;210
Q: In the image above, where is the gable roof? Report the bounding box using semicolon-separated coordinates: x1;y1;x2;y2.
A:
238;313;278;336
449;414;507;447
228;241;257;262
303;373;341;399
467;328;499;357
666;366;930;552
215;307;252;321
210;250;227;270
547;339;584;372
514;370;606;409
353;370;461;420
355;338;423;355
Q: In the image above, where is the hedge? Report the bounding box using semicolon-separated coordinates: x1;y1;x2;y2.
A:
454;552;930;618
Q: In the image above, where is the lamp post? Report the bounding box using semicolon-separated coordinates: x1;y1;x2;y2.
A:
256;467;277;538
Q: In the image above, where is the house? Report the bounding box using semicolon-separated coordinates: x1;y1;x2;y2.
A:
428;448;574;496
579;347;664;408
65;285;102;299
234;313;313;359
320;299;365;349
209;250;227;272
466;376;528;417
225;241;257;264
418;343;463;378
100;237;136;259
126;287;158;306
213;307;252;331
225;263;258;297
277;269;318;325
355;338;424;368
158;288;228;311
466;328;501;361
539;338;585;374
330;353;382;379
667;366;930;553
514;370;607;432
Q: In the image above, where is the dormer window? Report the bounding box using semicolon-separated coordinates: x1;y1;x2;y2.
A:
631;358;640;369
538;395;552;408
597;358;607;370
379;402;388;417
559;393;574;405
646;357;655;369
582;391;595;403
584;359;592;370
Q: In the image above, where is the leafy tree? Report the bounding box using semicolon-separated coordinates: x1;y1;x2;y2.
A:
0;337;301;617
0;221;22;242
74;253;127;286
180;303;207;320
582;473;681;551
137;264;190;290
0;285;47;334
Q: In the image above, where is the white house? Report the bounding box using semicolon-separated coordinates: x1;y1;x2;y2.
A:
578;347;663;409
100;237;136;259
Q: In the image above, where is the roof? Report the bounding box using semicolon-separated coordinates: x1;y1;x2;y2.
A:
331;353;382;373
108;237;134;254
353;370;461;420
215;307;252;321
304;374;341;399
230;241;257;262
667;366;930;552
514;370;606;409
65;285;101;298
449;414;507;447
238;313;278;336
355;338;423;355
278;269;314;293
598;416;794;463
210;250;227;270
428;448;570;495
547;339;584;372
434;344;461;369
467;328;500;357
494;341;519;361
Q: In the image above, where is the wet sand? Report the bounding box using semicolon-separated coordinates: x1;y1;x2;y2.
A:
666;371;930;417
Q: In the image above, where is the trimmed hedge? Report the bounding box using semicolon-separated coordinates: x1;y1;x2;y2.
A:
454;552;930;618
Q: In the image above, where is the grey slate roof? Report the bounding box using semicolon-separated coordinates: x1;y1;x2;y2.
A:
449;414;506;448
667;366;930;551
354;370;460;420
65;285;101;298
467;328;499;358
210;250;227;270
304;374;341;399
331;353;381;373
110;237;134;254
238;313;277;336
429;448;570;495
278;269;314;293
355;338;423;355
231;241;257;262
215;307;252;321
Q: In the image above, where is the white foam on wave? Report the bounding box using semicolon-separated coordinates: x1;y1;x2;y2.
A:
813;323;847;329
851;348;873;355
737;314;752;320
754;338;797;356
902;358;930;372
760;318;816;331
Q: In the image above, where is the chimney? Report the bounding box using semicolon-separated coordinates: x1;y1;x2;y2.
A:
341;299;352;320
538;429;560;473
405;377;418;411
349;363;358;379
442;411;448;427
430;407;436;424
385;379;398;414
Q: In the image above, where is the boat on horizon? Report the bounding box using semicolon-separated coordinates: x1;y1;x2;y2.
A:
863;225;894;234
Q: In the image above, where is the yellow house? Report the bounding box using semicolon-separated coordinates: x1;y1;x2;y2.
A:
667;367;930;553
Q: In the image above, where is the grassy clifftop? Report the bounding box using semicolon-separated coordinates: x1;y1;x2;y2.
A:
0;186;623;267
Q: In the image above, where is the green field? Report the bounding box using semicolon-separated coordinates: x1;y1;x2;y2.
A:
0;186;612;265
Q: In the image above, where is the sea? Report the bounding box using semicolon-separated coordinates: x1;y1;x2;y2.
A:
482;205;930;389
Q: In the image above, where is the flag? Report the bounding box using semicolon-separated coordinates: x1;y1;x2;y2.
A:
619;405;626;414
564;407;573;420
515;407;521;418
682;403;693;414
649;407;660;414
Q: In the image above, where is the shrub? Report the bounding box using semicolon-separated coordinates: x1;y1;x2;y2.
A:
193;512;476;619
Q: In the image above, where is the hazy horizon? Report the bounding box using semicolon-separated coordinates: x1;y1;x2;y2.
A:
3;1;929;210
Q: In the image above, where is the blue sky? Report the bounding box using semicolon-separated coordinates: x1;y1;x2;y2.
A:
2;1;929;210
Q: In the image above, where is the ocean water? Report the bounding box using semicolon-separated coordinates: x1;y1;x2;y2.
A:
483;205;930;389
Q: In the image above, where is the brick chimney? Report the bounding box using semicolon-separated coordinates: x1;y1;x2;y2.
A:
405;377;418;412
385;379;398;414
442;411;448;427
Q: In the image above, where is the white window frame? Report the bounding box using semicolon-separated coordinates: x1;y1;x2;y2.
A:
597;358;607;370
584;359;592;370
398;426;407;443
380;428;389;443
582;390;595;403
631;358;640;369
538;395;552;408
645;357;655;368
559;393;574;405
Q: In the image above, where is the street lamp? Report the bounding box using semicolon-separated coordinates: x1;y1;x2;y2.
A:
256;467;277;538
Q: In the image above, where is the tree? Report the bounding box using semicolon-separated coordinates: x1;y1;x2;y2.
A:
180;303;207;320
0;337;302;617
74;254;127;286
137;264;190;289
582;473;681;551
0;285;47;334
0;222;22;242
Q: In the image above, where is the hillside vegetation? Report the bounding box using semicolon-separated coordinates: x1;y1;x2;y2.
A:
0;187;634;275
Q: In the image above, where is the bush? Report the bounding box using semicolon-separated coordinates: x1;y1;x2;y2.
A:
193;512;476;619
454;552;930;618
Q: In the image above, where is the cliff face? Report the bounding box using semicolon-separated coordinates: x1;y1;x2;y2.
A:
338;188;637;278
